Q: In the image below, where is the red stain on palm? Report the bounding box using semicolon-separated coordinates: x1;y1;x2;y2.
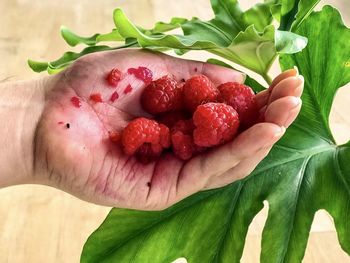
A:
90;93;103;103
124;84;133;94
70;96;82;108
57;121;64;125
110;91;119;102
127;67;153;84
106;68;122;87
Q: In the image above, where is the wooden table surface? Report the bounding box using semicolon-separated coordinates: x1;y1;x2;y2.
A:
0;0;349;262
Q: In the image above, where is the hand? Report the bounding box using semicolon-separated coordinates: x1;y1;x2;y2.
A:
34;49;304;210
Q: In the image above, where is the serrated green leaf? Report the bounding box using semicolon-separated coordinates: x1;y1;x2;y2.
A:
28;44;136;73
243;0;276;32
275;30;307;54
151;17;188;33
113;8;277;76
60;26;124;47
271;3;282;22
81;6;350;263
27;60;49;73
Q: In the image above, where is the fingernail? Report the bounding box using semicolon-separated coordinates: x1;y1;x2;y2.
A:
291;97;302;108
293;66;299;75
274;126;286;139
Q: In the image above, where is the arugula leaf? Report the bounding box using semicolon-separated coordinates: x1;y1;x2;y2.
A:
60;26;124;47
81;6;350;262
30;0;308;81
150;17;189;34
28;43;137;73
114;7;277;79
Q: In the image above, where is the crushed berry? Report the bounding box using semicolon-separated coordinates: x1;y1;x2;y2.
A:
71;96;82;108
110;91;119;102
127;67;153;84
108;131;121;143
106;68;122;87
124;84;133;94
90;93;103;103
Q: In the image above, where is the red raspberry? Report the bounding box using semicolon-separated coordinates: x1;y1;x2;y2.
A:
171;131;195;160
170;119;206;160
136;144;163;164
141;75;183;114
172;119;195;135
193;103;240;147
122;118;161;155
107;68;122;87
157;111;190;128
159;124;171;148
183;75;219;112
218;82;258;128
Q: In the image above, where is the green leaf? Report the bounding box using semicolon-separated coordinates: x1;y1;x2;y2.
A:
28;43;136;73
275;30;307;54
60;26;124;47
113;8;277;76
150;17;188;33
243;0;276;32
82;6;350;262
27;60;49;73
279;0;321;31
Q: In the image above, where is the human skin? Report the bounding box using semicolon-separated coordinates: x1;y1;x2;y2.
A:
0;49;303;210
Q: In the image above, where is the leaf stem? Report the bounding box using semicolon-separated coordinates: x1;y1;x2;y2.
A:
262;73;272;85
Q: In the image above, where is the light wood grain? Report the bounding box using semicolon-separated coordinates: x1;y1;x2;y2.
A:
0;0;349;262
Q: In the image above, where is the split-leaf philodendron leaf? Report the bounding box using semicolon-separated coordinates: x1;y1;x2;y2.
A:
81;6;350;263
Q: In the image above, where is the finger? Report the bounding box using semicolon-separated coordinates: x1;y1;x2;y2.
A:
268;76;304;104
255;69;299;108
201;62;245;85
270;68;298;90
204;145;273;189
264;96;302;127
179;123;285;190
255;89;270;109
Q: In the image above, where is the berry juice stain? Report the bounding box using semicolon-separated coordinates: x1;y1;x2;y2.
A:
110;91;119;102
90;93;103;103
57;121;64;125
127;67;153;84
71;96;82;108
194;67;198;72
124;84;133;94
106;68;122;87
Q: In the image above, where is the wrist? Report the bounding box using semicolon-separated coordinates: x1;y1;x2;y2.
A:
0;78;46;187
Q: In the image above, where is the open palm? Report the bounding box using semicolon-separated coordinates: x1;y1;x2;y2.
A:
34;49;303;210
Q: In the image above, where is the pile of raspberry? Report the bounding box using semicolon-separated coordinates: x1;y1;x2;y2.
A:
118;74;258;163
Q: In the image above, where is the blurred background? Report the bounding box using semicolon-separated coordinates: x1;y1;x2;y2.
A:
0;0;349;262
